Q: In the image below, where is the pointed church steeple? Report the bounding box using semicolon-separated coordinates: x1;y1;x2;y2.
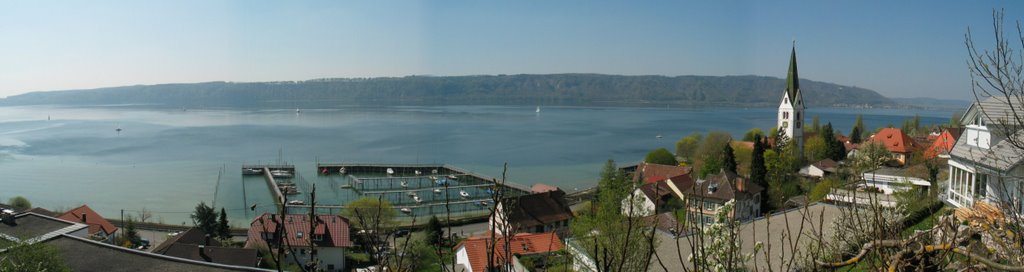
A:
777;43;805;158
785;45;799;101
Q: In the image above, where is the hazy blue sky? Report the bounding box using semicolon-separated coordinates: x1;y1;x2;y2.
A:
1;1;1021;100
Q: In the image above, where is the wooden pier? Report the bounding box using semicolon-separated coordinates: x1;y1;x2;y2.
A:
261;167;285;208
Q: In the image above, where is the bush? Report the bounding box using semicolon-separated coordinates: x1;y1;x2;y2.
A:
808;179;836;202
7;196;30;210
644;148;678;166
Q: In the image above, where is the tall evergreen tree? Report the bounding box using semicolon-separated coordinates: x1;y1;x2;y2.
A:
749;135;768;211
217;208;231;239
854;114;865;136
850;126;862;144
722;143;737;173
821;123;847;162
426;216;443;246
811;115;821;133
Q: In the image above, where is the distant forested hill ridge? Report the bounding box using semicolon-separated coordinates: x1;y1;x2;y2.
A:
0;74;897;108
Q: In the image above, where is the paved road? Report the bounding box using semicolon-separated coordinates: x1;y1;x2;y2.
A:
136;229;174;252
445;222;488;238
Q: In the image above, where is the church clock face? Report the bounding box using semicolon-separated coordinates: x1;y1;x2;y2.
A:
782;121;789;128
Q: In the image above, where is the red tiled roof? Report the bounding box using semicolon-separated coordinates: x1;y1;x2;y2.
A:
530;183;560;194
454;232;562;272
634;162;691;184
866;128;919;154
57;205;118;236
924;129;961;159
639;173;694;205
247;213;352;249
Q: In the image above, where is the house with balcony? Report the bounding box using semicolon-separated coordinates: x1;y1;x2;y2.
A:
945;96;1024;215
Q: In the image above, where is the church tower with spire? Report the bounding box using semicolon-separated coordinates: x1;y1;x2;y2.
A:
777;45;804;155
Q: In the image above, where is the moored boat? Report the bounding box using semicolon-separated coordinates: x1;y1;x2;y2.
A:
459;190;470;198
270;170;293;178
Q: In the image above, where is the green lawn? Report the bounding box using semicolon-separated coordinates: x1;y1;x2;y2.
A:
902;206;949;237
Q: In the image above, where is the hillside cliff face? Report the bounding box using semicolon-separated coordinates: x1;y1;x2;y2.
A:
0;74;894;108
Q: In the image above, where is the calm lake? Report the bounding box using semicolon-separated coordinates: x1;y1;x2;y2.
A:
0;105;948;226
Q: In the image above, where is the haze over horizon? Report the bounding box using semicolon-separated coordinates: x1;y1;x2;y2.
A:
2;1;1021;100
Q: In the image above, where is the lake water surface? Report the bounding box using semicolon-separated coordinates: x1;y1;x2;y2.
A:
0;105;948;226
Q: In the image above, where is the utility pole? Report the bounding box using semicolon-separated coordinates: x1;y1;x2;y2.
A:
120;209;124;243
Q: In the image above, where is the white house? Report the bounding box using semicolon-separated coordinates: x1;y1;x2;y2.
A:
799;159;838;178
621;174;692;217
862;166;932;194
945;96;1024;215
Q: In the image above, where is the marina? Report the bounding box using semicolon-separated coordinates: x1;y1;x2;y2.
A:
241;163;529;220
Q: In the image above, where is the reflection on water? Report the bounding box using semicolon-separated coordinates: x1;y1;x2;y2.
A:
0;105;949;225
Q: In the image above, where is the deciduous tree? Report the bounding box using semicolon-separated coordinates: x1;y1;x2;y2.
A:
6;196;30;210
644;148;678;166
190;202;219;238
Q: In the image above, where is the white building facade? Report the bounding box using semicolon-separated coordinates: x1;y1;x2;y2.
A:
778;46;805;156
945;96;1024;216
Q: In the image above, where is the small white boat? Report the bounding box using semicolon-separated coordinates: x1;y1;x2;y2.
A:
387;168;395;175
287;200;304;205
656;134;663;139
479;200;488;206
536;106;541;113
447;175;458;180
459;190;470;198
414;170;422;175
433;188;442;194
400;181;409;188
431;169;439;174
296;108;301;114
400;208;412;214
414;196;423;203
339;167;346;174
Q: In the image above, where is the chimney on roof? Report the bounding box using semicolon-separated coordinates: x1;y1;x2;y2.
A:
198;244;211;262
1;209;15;225
204;234;211;246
